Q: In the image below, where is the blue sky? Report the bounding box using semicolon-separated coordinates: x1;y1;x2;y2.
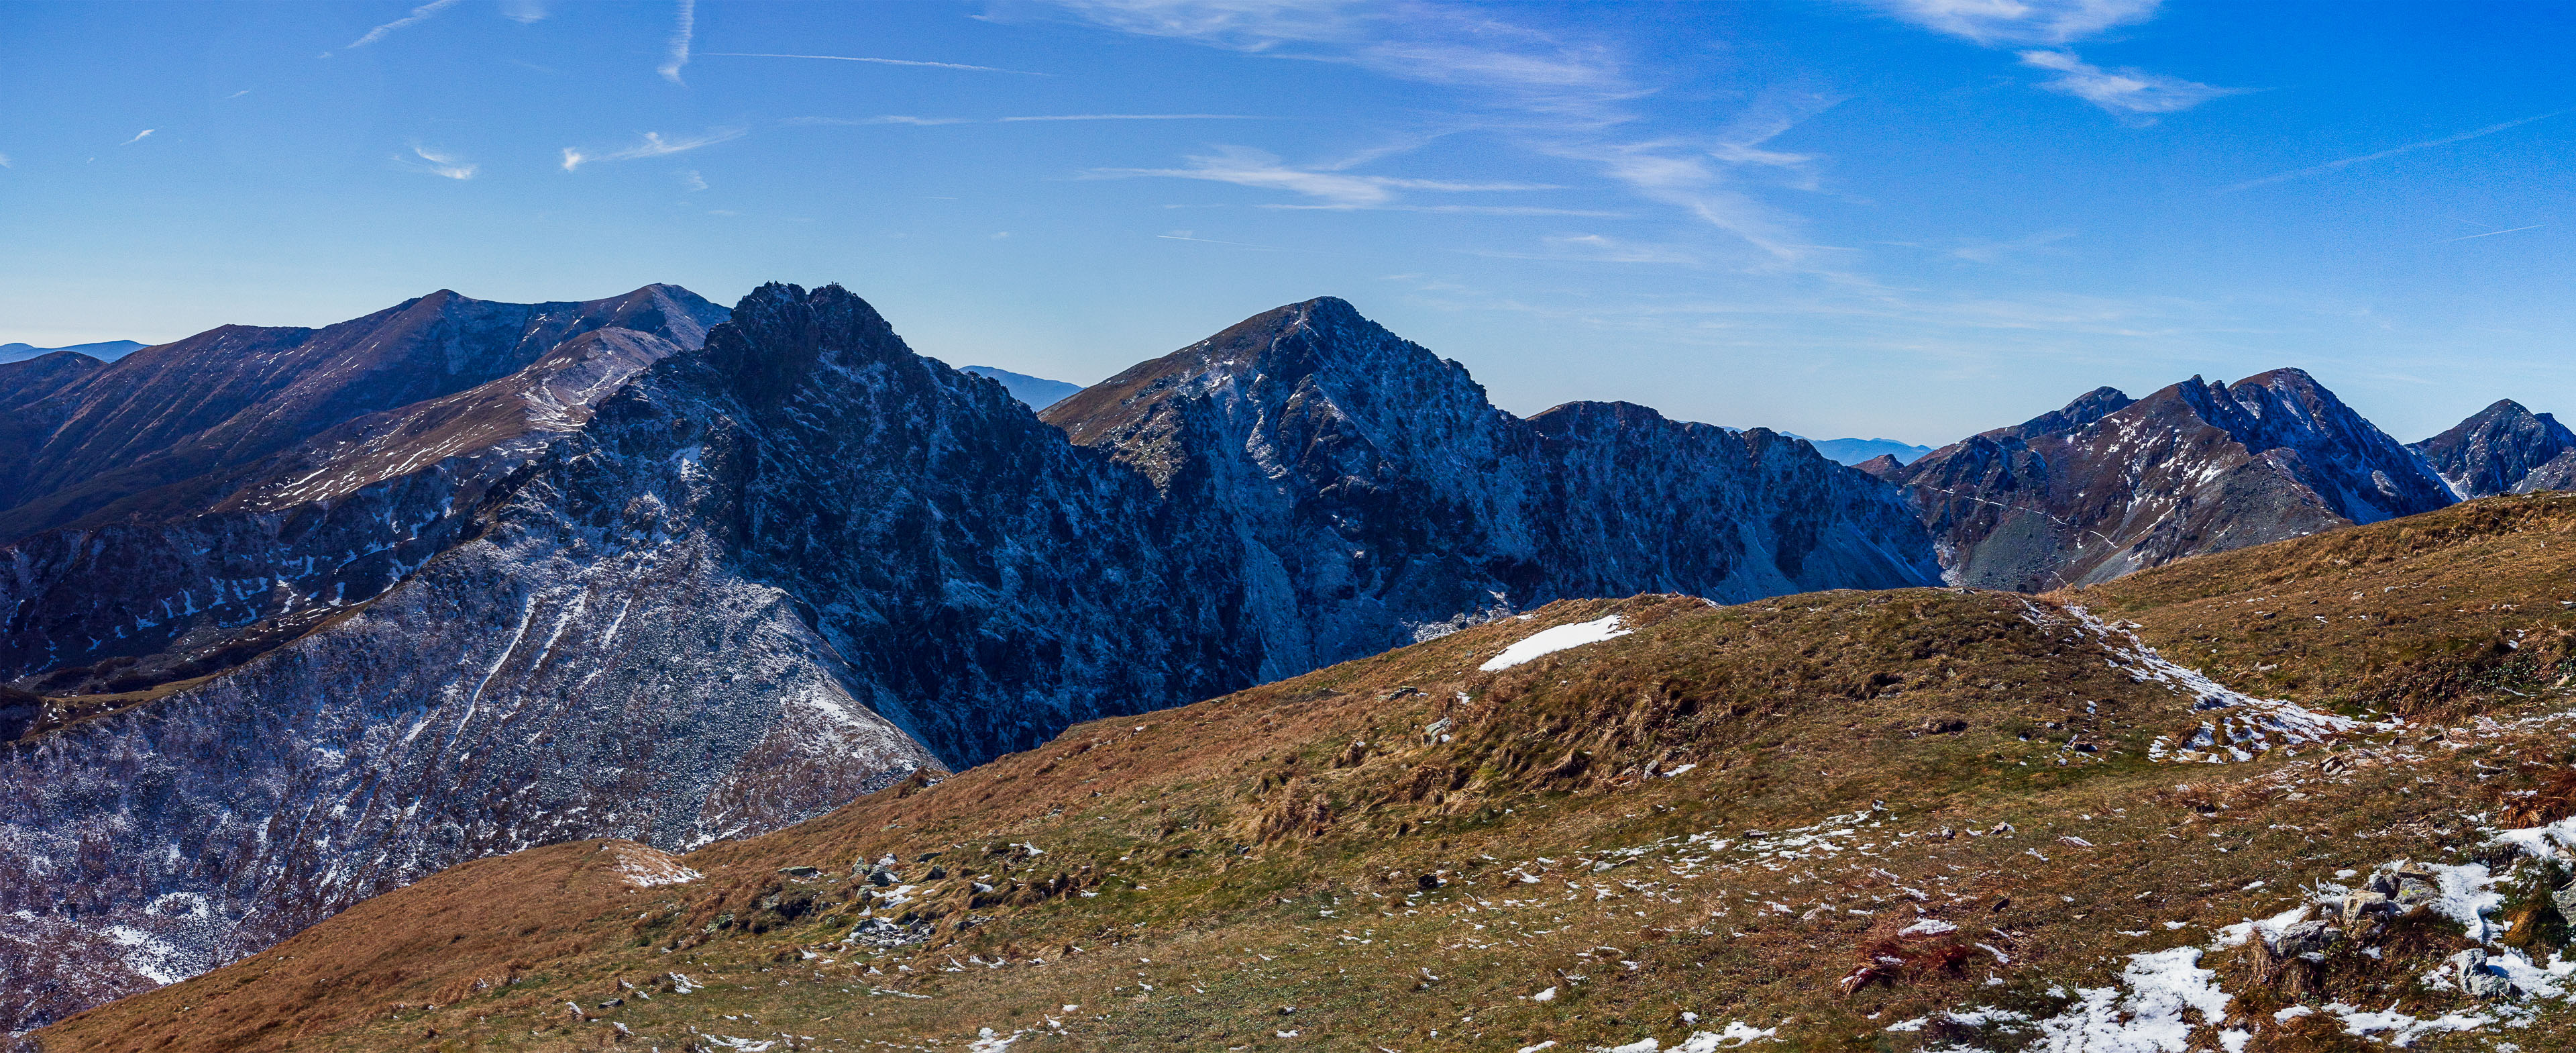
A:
4;1;2573;444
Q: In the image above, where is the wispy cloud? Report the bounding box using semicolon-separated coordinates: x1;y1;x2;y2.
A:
1870;1;2226;122
395;143;476;179
560;128;747;171
1042;1;1633;121
119;130;154;146
1159;230;1286;250
1040;1;1841;264
1872;0;2161;46
346;0;464;49
703;52;1045;75
0;152;11;168
223;89;251;100
2439;223;2542;244
2221;109;2573;193
1090;146;1558;207
788;115;979;127
680;169;708;191
500;0;549;23
789;113;1259;126
1000;113;1264;121
1263;203;1625;216
659;0;696;85
1470;234;1699;264
2019;50;2241;119
1950;228;2077;262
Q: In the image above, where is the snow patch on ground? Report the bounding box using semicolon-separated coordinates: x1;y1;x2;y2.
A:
2055;604;2383;762
610;844;704;888
2025;947;2234;1053
1481;615;1631;672
1585;1022;1779;1050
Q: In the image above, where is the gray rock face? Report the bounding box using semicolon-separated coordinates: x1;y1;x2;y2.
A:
0;286;1940;1029
1042;297;1941;677
2410;399;2576;498
1894;369;2455;591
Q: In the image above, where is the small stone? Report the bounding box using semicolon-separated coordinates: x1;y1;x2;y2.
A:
2264;920;2341;957
2341;890;2391;921
2551;883;2576;919
2453;949;2516;1000
778;866;820;880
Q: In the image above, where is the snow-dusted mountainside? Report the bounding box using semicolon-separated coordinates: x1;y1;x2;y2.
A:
0;339;146;365
1041;296;1941;678
1;287;1941;1030
1893;369;2456;590
959;364;1083;411
0;287;730;698
2411;398;2576;498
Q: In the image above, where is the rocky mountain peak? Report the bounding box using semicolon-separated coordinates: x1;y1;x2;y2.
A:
1896;367;2453;590
700;282;910;407
2003;385;2133;440
0;283;1942;1031
2411;398;2576;498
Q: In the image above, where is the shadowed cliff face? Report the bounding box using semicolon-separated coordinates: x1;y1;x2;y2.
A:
0;286;1940;1030
1896;368;2457;591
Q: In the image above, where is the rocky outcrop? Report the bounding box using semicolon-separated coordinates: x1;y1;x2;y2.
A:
1042;297;1940;677
1894;369;2455;590
2410;399;2576;498
1;287;1939;1030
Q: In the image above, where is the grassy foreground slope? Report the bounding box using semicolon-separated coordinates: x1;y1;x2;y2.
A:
2065;490;2576;720
40;496;2576;1052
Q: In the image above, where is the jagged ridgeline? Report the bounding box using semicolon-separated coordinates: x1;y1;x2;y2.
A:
1890;371;2460;591
0;283;1936;1029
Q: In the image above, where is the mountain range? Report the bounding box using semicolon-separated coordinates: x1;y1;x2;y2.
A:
0;284;1933;1031
9;279;2576;1037
1790;434;1937;466
0;340;146;366
959;364;1084;411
